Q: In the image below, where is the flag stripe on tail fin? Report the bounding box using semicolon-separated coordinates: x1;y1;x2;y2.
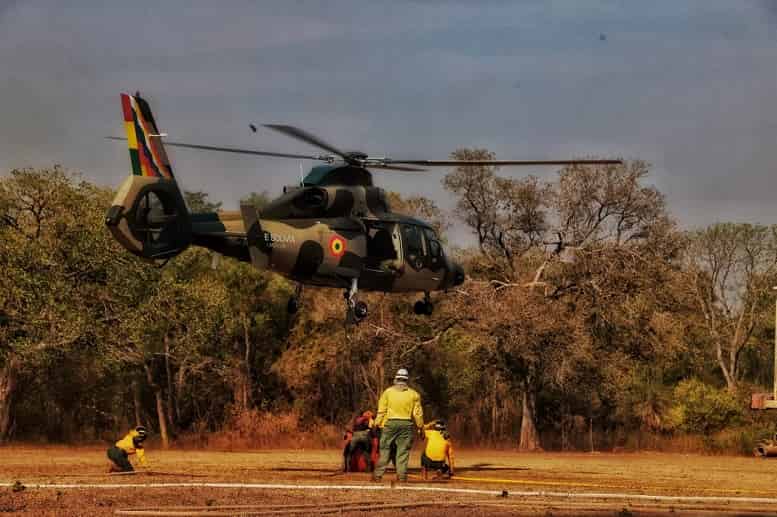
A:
121;95;142;176
120;93;174;180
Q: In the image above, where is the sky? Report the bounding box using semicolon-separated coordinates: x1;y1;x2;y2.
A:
0;0;775;246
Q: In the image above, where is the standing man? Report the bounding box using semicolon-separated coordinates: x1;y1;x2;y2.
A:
372;368;423;482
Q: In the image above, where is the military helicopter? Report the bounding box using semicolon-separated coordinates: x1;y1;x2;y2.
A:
105;93;621;322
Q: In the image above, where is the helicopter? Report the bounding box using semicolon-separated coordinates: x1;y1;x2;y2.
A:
105;93;621;323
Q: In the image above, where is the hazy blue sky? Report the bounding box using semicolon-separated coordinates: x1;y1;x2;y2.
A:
0;1;774;245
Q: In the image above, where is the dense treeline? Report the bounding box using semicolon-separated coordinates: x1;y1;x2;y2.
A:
1;159;777;453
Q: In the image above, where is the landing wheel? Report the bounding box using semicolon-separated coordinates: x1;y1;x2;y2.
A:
354;301;368;320
287;296;299;314
346;300;368;324
414;300;434;316
344;278;367;324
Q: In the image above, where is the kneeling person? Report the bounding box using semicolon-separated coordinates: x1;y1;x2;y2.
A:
107;426;149;472
344;411;374;472
421;420;454;480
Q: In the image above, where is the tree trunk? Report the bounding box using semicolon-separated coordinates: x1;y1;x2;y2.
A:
589;417;595;452
233;370;247;410
164;335;177;431
132;379;142;427
144;363;169;449
490;378;498;439
174;365;185;422
715;339;737;391
561;403;568;451
518;390;542;451
0;356;19;443
243;316;254;409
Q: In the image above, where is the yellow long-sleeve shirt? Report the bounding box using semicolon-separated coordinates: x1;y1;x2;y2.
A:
375;384;423;428
115;430;147;467
423;427;454;469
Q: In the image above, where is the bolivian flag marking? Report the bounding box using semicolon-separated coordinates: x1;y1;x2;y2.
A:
329;235;346;257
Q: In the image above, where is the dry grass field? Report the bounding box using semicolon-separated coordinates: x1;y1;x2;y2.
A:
2;446;777;515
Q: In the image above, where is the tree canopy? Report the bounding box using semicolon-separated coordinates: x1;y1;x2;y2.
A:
1;162;775;453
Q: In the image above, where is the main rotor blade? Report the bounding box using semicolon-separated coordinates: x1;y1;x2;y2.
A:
106;136;325;161
368;164;427;172
383;159;623;167
262;124;353;164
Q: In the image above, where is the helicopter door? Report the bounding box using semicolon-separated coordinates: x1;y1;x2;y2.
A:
364;221;401;272
395;223;440;292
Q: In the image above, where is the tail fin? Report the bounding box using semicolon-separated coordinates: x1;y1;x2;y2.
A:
121;92;175;180
105;93;191;260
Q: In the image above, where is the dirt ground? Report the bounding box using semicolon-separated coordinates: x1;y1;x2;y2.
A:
2;446;777;516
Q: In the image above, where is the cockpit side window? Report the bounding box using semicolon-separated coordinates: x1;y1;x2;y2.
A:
366;221;397;261
423;228;442;259
291;188;327;215
401;224;427;269
401;224;424;256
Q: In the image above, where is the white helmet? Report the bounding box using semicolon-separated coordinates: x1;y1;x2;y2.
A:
395;368;409;382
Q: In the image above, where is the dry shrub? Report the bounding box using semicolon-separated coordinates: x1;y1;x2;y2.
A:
178;409;342;450
611;429;774;456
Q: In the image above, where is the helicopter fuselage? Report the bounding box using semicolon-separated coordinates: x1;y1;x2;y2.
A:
189;181;464;293
107;173;464;294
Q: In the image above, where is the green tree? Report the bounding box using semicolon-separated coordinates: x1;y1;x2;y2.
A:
0;166;128;441
184;190;222;213
242;191;272;211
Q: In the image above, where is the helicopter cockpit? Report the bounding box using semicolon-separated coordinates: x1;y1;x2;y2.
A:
399;223;443;271
363;218;443;275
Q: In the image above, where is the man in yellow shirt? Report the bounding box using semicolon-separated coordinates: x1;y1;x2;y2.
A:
372;368;423;482
107;426;149;472
421;420;455;479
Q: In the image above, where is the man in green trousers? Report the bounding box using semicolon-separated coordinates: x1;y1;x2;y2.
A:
372;368;424;482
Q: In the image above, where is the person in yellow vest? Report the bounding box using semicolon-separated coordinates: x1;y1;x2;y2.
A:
107;426;149;472
372;368;423;482
421;420;455;480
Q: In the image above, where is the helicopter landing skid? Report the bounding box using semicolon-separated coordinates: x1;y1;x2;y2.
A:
413;291;434;316
344;278;368;324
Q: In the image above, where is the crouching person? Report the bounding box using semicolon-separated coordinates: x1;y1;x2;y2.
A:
343;411;375;472
421;420;454;480
107;426;149;473
348;411;375;472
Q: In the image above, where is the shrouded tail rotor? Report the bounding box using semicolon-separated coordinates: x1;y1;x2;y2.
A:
105;93;191;260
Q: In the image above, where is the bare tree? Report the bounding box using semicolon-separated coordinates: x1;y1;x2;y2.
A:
445;155;676;450
444;149;551;276
686;223;777;391
552;160;664;249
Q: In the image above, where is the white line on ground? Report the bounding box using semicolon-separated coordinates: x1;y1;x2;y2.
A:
3;482;777;506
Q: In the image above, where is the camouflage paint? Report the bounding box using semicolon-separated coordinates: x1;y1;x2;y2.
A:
106;93;465;294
